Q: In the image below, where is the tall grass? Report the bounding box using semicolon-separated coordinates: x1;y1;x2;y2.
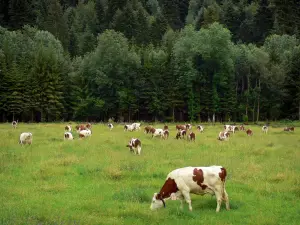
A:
0;123;299;225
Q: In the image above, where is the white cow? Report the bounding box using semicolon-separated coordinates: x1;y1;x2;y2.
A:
64;132;74;140
19;132;33;145
108;123;114;131
79;129;92;138
150;166;230;212
151;128;164;138
124;124;135;132
197;125;204;133
262;125;268;134
12;120;18;129
132;123;141;130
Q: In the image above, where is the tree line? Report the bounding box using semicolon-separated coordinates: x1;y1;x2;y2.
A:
0;0;300;122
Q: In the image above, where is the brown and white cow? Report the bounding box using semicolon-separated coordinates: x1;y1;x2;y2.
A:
188;132;195;142
124;124;136;132
12;120;18;129
218;131;230;141
64;132;74;140
225;125;238;133
79;129;92;138
163;125;169;131
126;138;142;155
132;123;141;130
176;130;186;139
150;166;230;212
144;126;153;134
151;128;164;138
185;124;192;130
108;123;114;131
163;130;169;139
246;129;253;136
283;127;294;132
239;125;245;131
65;125;72;132
176;125;186;131
76;124;86;133
196;125;204;133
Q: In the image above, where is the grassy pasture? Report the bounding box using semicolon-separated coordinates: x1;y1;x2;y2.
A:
0;123;299;225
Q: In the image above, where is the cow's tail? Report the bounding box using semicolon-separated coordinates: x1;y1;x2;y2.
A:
219;167;227;200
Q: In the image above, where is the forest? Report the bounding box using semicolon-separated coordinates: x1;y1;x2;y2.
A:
0;0;300;122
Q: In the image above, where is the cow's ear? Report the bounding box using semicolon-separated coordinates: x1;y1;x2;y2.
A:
170;193;177;200
153;193;158;198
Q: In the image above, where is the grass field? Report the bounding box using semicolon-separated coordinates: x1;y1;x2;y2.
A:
0;122;299;225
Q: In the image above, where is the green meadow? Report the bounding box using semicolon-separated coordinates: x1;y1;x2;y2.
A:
0;123;299;225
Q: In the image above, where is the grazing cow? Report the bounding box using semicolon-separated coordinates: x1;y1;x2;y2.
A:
163;125;168;131
176;130;187;139
163;130;169;139
224;125;238;133
124;124;136;132
246;129;253;136
144;126;153;134
126;138;142;155
185;124;192;130
65;125;72;132
176;125;186;131
79;129;92;138
283;127;294;132
132;123;141;130
188;132;195;142
151;128;164;138
240;125;245;131
64;132;74;140
19;132;33;145
150;166;230;212
86;123;92;129
262;125;268;134
108;123;114;131
197;125;204;133
12;120;18;129
218;131;230;141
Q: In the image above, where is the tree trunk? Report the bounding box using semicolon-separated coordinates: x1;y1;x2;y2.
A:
299;101;300;120
256;79;260;122
212;113;215;125
246;75;250;116
172;106;175;122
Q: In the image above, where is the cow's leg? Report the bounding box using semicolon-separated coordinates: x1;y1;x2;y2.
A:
214;190;222;212
224;189;230;210
182;191;192;211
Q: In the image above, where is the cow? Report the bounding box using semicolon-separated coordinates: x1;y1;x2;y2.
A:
163;125;168;131
79;129;92;138
188;132;195;142
283;127;294;132
151;128;164;138
86;123;92;129
246;129;253;136
144;126;153;134
176;125;186;131
239;125;245;131
76;124;86;133
224;125;238;133
176;130;186;139
262;125;268;134
196;125;204;133
132;123;141;130
124;124;136;132
64;132;74;140
65;125;72;132
163;130;169;139
12;120;18;129
185;124;192;130
19;132;33;145
218;131;230;141
108;123;114;131
126;138;142;155
150;166;230;212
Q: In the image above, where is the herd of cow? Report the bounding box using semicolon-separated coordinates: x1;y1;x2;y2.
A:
10;120;295;212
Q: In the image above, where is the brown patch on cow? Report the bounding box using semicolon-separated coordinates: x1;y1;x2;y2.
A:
79;133;85;138
150;127;156;134
192;168;207;190
185;124;191;130
290;127;294;131
65;133;69;139
246;129;253;136
225;132;230;138
133;139;141;148
164;125;168;130
176;125;185;131
65;126;69;131
156;178;179;200
219;167;227;182
181;130;186;136
75;125;80;130
86;123;92;129
144;126;152;133
189;132;195;141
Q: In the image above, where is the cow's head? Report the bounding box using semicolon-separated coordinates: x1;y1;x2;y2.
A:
150;193;165;210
